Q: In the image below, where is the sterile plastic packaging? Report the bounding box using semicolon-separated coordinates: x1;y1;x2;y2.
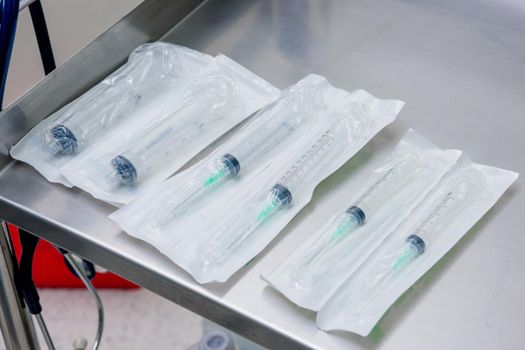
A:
149;74;328;227
316;157;518;336
200;117;351;266
110;74;335;251
61;55;280;205
110;75;405;283
262;130;462;310
10;42;213;186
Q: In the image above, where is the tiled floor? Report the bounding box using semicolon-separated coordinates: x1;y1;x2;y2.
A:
0;288;203;350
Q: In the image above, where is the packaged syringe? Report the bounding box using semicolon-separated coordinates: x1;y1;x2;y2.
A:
316;157;518;336
61;54;280;205
149;75;329;227
110;74;334;251
110;74;404;283
262;130;462;310
11;42;213;186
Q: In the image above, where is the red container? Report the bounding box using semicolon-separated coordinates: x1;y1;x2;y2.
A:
7;223;138;289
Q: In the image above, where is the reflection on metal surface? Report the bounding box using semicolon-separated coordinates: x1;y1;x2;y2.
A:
18;0;36;11
0;223;40;350
0;0;524;349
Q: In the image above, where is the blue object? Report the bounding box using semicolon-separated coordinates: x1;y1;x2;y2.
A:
271;183;293;205
221;153;240;177
346;205;366;225
406;234;426;255
0;0;20;109
198;331;234;350
50;124;77;154
111;155;137;185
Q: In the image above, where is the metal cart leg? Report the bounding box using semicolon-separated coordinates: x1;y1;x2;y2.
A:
0;221;40;350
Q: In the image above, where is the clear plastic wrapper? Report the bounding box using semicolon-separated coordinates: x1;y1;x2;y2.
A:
262;130;462;310
151;75;328;226
62;55;280;204
10;42;213;186
289;158;419;284
104;73;238;187
317;158;518;336
111;74;340;247
201;117;350;265
110;76;404;283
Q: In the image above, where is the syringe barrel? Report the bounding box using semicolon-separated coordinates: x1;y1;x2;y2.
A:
44;43;184;156
107;74;236;186
113;105;206;185
64;89;140;143
278;121;343;195
229;120;296;169
227;88;316;170
106;106;194;186
353;159;417;220
404;179;475;258
411;187;465;246
153;89;312;217
116;123;180;183
156;154;240;221
202;185;289;263
43;87;136;155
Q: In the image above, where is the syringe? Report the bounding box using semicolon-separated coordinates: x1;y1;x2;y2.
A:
290;159;418;283
105;74;236;186
43;43;183;156
152;90;318;225
201;118;346;264
346;178;475;315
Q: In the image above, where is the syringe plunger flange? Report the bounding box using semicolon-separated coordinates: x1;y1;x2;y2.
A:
346;206;366;226
111;155;137;185
406;234;425;255
221;153;241;177
48;124;77;155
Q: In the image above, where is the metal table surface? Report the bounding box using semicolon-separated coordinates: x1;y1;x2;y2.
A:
1;0;524;349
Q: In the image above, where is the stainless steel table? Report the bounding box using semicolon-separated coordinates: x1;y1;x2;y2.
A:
1;0;524;349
